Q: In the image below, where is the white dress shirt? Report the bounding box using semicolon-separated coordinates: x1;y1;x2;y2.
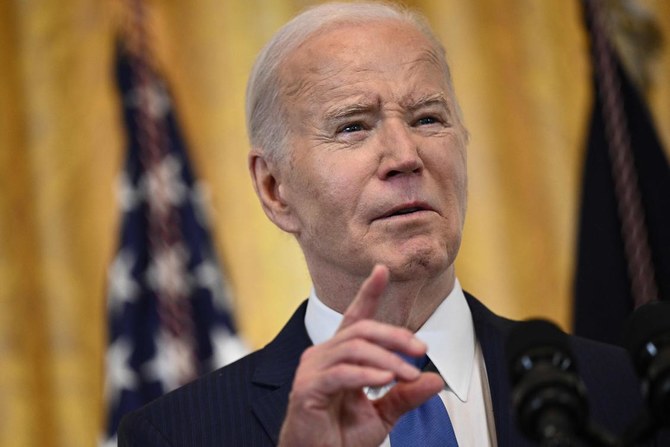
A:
304;279;495;447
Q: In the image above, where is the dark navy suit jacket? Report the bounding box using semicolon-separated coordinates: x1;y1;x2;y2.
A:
119;293;667;446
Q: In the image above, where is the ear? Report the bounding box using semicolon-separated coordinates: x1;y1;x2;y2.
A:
248;149;300;234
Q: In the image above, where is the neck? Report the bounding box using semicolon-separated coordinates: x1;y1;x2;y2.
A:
311;264;455;332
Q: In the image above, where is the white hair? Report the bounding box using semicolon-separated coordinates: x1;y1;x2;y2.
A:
245;1;463;161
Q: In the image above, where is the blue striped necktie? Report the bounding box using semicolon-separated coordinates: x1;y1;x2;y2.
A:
389;355;459;446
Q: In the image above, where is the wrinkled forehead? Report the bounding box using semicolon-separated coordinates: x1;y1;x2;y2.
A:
278;19;450;103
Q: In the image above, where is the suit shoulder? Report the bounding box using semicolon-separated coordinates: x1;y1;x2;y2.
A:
569;333;635;375
144;348;262;413
118;350;267;446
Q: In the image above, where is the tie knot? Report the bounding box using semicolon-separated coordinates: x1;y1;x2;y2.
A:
401;354;429;370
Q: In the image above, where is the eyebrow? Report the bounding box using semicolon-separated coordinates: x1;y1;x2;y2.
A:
322;92;449;122
402;92;449;113
323;97;380;121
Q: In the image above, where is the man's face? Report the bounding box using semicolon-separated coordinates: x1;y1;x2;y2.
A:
273;20;468;283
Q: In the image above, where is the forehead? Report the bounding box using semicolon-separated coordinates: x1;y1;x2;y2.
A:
279;20;448;104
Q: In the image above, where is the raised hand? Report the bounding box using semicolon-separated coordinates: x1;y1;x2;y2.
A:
278;265;444;447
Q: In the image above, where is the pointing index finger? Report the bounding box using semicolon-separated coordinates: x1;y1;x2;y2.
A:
338;264;389;331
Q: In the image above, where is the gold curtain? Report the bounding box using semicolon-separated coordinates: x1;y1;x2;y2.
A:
0;0;668;445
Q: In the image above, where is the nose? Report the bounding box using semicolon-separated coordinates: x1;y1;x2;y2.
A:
377;120;424;179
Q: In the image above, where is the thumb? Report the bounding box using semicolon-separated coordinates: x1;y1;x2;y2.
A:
373;372;444;430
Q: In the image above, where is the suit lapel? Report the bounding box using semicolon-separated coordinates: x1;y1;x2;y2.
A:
250;301;313;444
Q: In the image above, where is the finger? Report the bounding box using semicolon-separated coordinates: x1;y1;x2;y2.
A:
301;338;423;382
293;364;396;398
373;372;445;430
311;321;427;369
329;319;428;360
338;264;389;330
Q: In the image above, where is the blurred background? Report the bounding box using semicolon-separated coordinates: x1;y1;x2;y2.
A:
0;0;668;445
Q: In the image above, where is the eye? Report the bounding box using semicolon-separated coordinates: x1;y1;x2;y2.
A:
414;116;439;126
338;122;365;134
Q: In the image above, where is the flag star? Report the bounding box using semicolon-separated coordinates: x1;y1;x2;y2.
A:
141;154;188;216
210;326;248;369
125;80;171;119
98;435;117;447
146;243;192;297
191;182;213;228
194;259;233;310
107;249;139;316
115;171;141;211
142;330;196;392
105;337;138;407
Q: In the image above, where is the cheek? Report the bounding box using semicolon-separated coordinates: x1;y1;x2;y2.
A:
431;149;467;217
293;162;360;223
455;150;468;215
315;153;369;202
320;174;362;220
452;156;467;202
443;137;467;181
453;168;468;221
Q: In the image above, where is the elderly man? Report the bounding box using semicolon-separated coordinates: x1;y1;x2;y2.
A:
119;2;661;446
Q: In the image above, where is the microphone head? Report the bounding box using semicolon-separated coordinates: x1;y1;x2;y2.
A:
506;319;575;384
505;319;589;442
623;301;670;375
622;300;670;426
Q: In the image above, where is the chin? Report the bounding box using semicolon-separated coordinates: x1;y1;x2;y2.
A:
386;245;452;282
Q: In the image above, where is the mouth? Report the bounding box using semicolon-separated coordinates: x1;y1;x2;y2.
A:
377;203;435;220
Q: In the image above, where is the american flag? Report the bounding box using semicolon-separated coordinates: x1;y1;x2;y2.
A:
102;42;247;445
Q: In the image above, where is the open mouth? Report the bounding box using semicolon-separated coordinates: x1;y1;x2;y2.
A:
378;204;433;220
390;207;425;216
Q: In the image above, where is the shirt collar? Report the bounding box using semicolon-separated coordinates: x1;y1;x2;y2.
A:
304;279;475;402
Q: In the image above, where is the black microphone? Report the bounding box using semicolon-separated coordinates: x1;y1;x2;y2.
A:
623;300;670;428
506;319;590;446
